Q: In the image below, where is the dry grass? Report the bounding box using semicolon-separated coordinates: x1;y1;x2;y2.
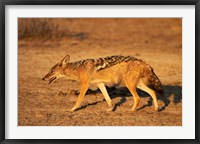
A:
18;18;87;40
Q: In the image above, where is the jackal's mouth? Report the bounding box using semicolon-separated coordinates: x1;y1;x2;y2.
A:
48;77;57;84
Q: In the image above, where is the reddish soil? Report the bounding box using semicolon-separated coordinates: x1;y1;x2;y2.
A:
18;18;182;126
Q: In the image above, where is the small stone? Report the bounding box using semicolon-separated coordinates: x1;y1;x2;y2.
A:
58;91;67;96
70;90;79;95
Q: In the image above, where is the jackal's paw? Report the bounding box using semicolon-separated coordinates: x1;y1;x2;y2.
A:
67;109;73;112
68;107;77;112
131;107;137;112
154;106;159;111
107;107;113;112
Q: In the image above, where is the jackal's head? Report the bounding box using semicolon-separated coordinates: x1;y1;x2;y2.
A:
43;55;70;84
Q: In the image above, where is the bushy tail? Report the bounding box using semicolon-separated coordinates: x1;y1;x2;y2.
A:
149;70;164;94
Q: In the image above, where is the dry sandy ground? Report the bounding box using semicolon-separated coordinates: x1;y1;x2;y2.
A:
18;18;182;126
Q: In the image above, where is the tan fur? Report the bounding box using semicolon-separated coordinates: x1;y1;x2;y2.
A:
43;55;163;112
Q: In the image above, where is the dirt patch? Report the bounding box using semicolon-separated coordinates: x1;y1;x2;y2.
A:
18;18;182;126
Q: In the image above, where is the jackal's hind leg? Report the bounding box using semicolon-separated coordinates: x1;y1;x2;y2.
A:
137;79;159;111
124;77;140;111
97;83;113;111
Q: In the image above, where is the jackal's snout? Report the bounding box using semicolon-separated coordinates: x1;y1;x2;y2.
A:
42;75;48;81
43;73;57;84
42;73;49;81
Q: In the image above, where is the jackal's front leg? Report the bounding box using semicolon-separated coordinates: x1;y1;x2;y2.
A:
70;83;89;112
97;83;113;111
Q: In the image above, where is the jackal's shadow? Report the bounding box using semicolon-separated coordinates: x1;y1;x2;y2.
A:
75;85;182;112
109;85;182;112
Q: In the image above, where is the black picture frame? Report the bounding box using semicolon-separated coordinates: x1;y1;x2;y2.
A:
0;0;199;144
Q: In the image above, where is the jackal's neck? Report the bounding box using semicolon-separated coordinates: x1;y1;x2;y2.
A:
63;62;82;81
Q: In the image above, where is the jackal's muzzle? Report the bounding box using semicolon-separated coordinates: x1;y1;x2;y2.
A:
43;74;57;84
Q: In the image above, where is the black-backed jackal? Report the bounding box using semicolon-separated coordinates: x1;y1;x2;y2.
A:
43;55;163;112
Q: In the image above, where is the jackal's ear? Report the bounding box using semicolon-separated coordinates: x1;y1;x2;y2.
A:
59;55;70;67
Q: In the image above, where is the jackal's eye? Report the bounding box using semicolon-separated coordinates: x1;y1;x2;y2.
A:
49;70;53;73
